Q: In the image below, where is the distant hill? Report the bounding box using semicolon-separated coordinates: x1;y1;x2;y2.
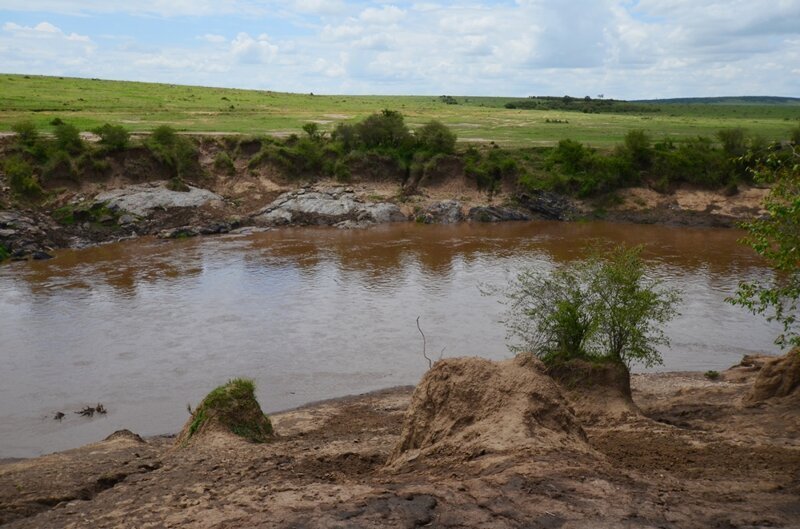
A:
634;96;800;105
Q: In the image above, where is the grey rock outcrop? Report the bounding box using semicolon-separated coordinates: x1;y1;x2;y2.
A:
94;182;223;217
415;200;464;224
0;210;59;260
516;190;575;221
468;205;532;222
253;187;407;227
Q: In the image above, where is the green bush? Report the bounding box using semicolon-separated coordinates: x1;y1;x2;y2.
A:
355;109;413;151
146;125;198;178
94;123;130;151
42;149;77;181
623;129;653;170
3;156;43;199
213;151;236;175
416;120;457;155
791;125;800;146
502;245;681;368
53;122;84;154
466;147;518;197
11;121;39;147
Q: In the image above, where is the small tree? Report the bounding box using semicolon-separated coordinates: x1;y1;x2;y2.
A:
416;120;457;155
589;246;681;367
503;245;681;368
53;122;84;154
94;123;130;151
729;144;800;348
504;261;595;364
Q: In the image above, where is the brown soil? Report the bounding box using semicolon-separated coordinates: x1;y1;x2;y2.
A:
2;355;799;528
601;186;769;227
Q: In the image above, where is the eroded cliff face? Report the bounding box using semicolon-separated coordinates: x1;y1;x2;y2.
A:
2;352;799;529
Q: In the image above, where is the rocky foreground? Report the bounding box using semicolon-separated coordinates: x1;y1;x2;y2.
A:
1;351;798;529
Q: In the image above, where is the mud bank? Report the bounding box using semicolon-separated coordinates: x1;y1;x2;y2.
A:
1;353;798;528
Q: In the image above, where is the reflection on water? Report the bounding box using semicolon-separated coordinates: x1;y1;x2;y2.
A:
0;221;781;458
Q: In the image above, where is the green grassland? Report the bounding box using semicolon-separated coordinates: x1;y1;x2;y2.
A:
1;74;799;147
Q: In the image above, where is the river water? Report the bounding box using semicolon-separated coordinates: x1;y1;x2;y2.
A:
0;221;782;458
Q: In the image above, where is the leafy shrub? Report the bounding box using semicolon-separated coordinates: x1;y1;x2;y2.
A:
213;151;236;175
623;129;653;170
42;149;77;181
53;122;84;154
791;125;800;146
502;245;681;368
3;156;43;199
704;370;720;380
465;146;519;197
355;109;413;151
729;147;800;348
146;125;198;178
11;121;39;147
717;128;748;157
94;123;130;151
416;120;457;155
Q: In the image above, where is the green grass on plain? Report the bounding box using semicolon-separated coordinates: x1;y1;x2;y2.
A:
1;74;799;147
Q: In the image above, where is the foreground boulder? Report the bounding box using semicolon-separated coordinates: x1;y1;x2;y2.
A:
388;354;587;468
176;378;274;446
747;348;800;403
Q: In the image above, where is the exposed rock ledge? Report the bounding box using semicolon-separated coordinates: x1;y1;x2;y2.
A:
252;186;407;228
94;182;224;217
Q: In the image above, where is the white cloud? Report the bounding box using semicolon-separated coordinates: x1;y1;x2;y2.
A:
200;34;227;43
230;33;279;64
359;5;406;25
1;1;798;98
3;21;92;43
291;0;346;15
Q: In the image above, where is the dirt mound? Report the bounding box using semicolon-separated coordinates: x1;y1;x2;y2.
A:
547;359;640;424
176;378;274;446
388;354;587;467
748;348;800;402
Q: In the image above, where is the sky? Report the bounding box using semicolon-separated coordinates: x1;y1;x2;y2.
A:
0;0;799;98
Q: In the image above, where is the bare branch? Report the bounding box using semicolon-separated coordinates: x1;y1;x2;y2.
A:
416;316;432;369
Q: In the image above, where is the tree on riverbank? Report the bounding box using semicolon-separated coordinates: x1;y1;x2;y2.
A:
503;245;681;368
730;139;800;348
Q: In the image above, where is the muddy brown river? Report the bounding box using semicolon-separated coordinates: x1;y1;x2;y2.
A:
0;221;782;458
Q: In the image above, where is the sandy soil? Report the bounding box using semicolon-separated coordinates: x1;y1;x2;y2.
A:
1;356;798;529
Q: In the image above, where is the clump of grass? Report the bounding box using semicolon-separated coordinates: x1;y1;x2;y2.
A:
0;244;10;261
3;155;43;199
213;151;236;176
704;370;721;381
166;177;190;192
53;202;119;226
179;378;274;445
146;125;199;179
